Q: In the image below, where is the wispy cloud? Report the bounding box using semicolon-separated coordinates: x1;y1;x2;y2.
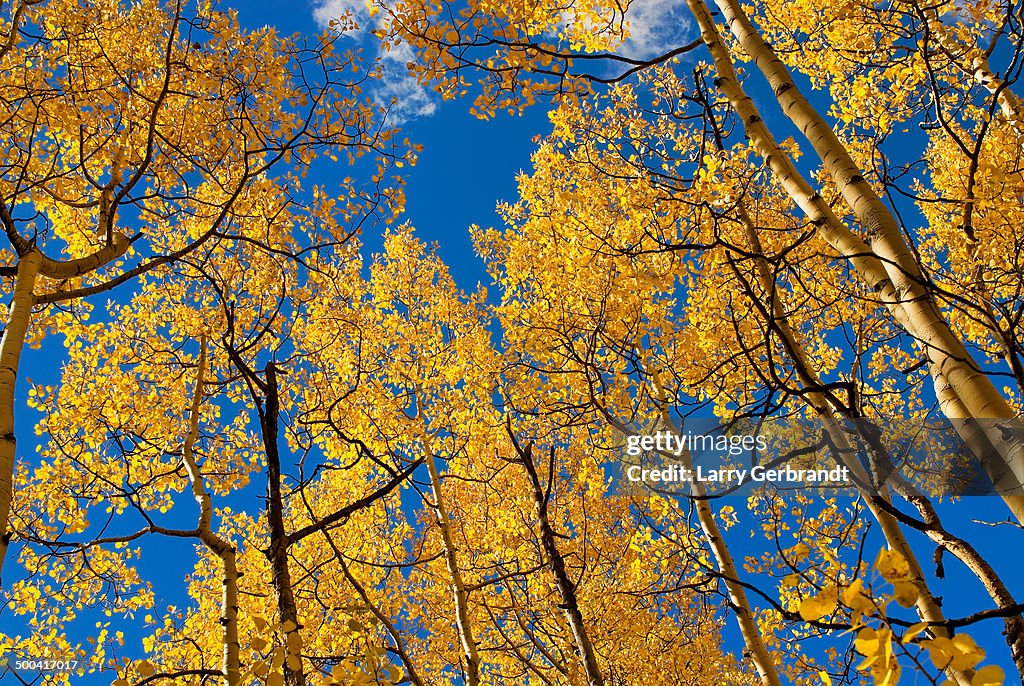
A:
556;0;691;62
310;0;689;122
311;0;438;123
620;0;691;59
312;0;369;32
376;42;438;121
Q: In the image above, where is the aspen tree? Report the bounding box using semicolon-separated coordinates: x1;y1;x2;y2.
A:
0;0;405;580
705;0;1024;489
471;57;1020;684
692;79;1023;681
506;431;606;686
676;0;1024;521
421;427;484;686
181;339;241;686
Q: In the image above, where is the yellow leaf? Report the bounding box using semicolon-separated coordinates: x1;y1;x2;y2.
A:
854;627;880;657
788;542;811;562
875;548;911;582
901;622;929;644
878;662;901;686
799;586;838;621
951;634;986;670
892;580;919;607
841;579;874;613
925;637;955;670
972;664;1005;686
925;635;986;672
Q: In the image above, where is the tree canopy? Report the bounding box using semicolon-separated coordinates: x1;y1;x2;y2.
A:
1;0;1023;685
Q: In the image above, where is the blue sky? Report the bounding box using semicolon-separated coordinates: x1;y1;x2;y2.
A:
235;0;552;292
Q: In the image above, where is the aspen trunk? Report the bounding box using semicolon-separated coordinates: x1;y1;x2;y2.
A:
0;231;134;581
261;362;307;686
181;340;241;685
681;447;782;686
860;488;975;685
647;376;782;686
514;439;604;686
889;475;1024;677
816;422;976;686
0;251;41;583
710;0;1024;485
424;450;482;686
969;53;1024;131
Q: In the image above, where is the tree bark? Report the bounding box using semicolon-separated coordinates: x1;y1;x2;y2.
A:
512;438;605;686
181;339;241;686
423;446;482;686
261;362;307;686
0;251;41;584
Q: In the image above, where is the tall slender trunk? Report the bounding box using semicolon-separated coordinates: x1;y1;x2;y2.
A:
423;448;482;686
646;375;783;686
181;339;241;685
682;446;783;686
511;438;604;686
0;251;41;584
888;475;1024;677
261;362;306;686
710;0;1024;487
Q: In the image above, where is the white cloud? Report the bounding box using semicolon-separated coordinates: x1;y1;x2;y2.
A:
310;0;439;123
620;0;691;59
311;0;369;32
309;0;688;124
556;0;691;62
376;42;438;123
